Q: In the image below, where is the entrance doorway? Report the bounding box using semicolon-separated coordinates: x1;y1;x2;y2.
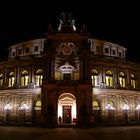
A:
58;93;76;124
63;106;71;123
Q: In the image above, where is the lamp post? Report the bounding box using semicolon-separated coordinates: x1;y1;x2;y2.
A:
20;104;29;125
105;103;113;124
136;104;140;123
4;103;12;123
122;104;129;124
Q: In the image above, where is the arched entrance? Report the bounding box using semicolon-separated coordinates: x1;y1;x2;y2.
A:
58;93;76;124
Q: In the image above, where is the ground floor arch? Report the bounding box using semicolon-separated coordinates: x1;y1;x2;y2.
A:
58;93;76;124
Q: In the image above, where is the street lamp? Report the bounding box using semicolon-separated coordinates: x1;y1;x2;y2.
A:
122;104;129;124
20;104;29;125
105;103;114;124
4;103;12;123
136;104;140;123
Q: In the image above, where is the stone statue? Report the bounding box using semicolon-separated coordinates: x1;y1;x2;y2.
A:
58;11;76;32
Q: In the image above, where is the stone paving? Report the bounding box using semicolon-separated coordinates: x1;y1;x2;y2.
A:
0;125;140;140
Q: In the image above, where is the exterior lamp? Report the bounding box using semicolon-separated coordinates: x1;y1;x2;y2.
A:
122;104;129;110
122;104;129;124
20;104;29;124
105;103;114;124
4;103;12;122
136;104;140;122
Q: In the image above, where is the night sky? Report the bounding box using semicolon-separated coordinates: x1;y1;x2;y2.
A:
0;1;140;62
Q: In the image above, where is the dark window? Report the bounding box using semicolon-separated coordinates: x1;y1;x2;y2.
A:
18;49;22;55
119;52;122;57
96;46;100;52
12;52;15;56
25;48;29;53
112;50;116;55
105;48;109;53
34;46;39;52
63;74;71;80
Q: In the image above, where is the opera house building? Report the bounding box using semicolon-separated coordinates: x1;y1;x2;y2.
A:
0;12;140;127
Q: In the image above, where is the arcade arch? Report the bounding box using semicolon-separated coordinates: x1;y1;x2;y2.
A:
58;93;76;124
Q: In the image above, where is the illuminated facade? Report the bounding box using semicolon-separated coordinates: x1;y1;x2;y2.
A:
0;12;140;127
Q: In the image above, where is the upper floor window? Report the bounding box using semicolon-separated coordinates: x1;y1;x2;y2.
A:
96;46;101;53
130;74;136;89
8;72;15;87
105;70;113;87
34;46;39;52
119;52;122;57
91;69;99;86
112;50;116;55
25;48;30;53
105;48;109;54
35;69;43;86
59;62;74;80
21;70;29;86
18;49;22;55
0;73;3;87
119;72;126;87
12;52;15;56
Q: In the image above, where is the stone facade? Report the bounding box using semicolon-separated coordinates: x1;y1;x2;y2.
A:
0;13;140;127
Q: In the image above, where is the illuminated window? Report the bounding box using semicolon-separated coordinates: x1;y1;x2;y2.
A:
91;69;99;86
21;70;29;86
0;73;3;87
35;69;43;86
35;100;41;107
105;70;113;87
8;72;15;87
92;100;100;110
93;100;99;107
130;74;136;88
119;72;126;87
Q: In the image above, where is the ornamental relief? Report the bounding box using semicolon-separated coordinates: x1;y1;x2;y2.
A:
56;42;78;57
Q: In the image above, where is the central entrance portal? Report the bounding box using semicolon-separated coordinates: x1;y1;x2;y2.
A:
63;105;71;123
58;93;76;125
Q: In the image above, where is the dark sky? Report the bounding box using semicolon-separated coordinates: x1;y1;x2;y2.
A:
0;1;140;62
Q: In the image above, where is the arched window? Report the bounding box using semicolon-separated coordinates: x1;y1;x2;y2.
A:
108;100;114;108
119;72;126;87
35;69;43;86
8;72;15;87
91;69;99;86
35;101;41;108
21;70;29;86
92;100;100;110
0;73;3;87
130;74;136;88
105;70;113;87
